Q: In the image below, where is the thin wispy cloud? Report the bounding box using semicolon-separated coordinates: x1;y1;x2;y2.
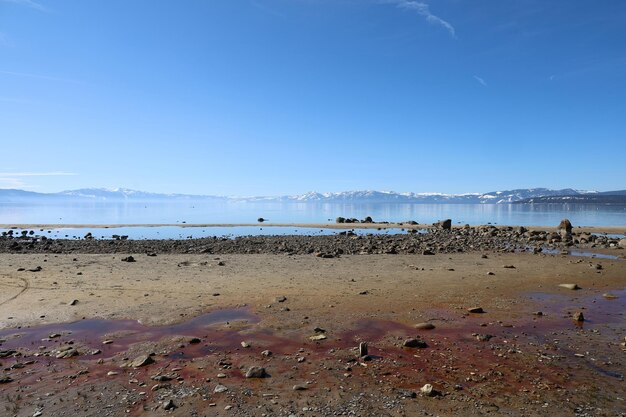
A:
0;0;48;12
0;171;77;177
0;172;75;190
385;1;456;37
473;75;487;86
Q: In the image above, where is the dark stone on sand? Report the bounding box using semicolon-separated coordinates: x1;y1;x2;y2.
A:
121;256;135;262
397;389;417;398
434;219;452;230
245;366;268;378
403;338;428;348
0;350;17;358
359;341;368;357
162;399;176;410
0;375;13;383
573;311;585;322
468;307;484;314
130;354;155;368
558;219;573;234
257;217;266;223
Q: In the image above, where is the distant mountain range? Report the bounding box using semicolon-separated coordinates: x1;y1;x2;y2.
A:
1;187;625;204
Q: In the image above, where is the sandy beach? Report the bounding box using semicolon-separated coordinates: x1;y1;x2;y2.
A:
0;227;624;416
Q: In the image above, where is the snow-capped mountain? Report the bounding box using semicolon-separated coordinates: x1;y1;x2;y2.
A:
0;187;614;204
248;188;593;204
58;188;226;201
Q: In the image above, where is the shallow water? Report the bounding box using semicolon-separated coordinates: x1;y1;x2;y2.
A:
1;200;625;227
0;226;422;240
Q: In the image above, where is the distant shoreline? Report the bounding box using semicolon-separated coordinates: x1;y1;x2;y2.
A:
1;222;624;235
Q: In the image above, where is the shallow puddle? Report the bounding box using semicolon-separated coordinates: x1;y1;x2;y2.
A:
533;247;620;259
0;307;258;356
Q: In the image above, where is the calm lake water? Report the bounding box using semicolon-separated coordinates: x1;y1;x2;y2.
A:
0;201;624;239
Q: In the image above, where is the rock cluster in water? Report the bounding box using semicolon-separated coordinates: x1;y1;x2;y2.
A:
0;223;622;256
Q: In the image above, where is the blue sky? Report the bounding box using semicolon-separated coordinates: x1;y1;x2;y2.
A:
1;0;625;196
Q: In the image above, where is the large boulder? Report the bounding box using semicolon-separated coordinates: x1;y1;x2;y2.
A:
434;219;452;230
557;219;573;234
557;219;573;241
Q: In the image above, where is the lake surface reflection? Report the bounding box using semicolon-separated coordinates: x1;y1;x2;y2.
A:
0;201;624;228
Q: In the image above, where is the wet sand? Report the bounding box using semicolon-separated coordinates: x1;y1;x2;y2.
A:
0;234;625;416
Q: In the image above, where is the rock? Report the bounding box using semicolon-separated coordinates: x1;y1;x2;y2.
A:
422;249;435;255
397;389;417;398
402;338;428;348
503;265;515;269
414;322;435;330
261;350;272;357
559;283;581;290
276;296;287;303
217;373;226;378
359;342;368;357
313;326;326;333
475;334;494;341
434;219;452;230
107;371;118;376
619;238;626;248
214;384;228;393
49;333;61;339
0;350;17;358
162;399;176;410
102;340;113;344
245;366;268;378
33;410;43;417
420;383;440;397
152;374;173;381
189;337;201;344
293;384;307;391
336;217;346;223
55;346;78;359
0;375;13;383
363;216;374;223
603;293;618;300
28;266;42;272
241;341;250;348
121;256;135;262
257;217;266;223
69;299;79;306
309;334;327;341
573;311;585;322
557;219;573;234
130;354;154;368
467;307;484;314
